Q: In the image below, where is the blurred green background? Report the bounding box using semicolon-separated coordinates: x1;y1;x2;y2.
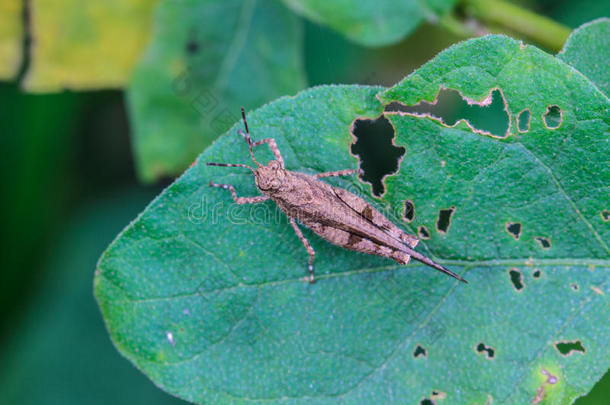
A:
0;1;608;404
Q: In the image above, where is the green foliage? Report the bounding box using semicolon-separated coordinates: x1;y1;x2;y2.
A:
280;0;457;46
0;189;186;405
95;29;609;404
0;84;85;323
545;0;610;29
128;0;306;182
557;18;609;97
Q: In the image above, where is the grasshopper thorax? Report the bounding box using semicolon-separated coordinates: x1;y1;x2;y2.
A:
255;160;286;192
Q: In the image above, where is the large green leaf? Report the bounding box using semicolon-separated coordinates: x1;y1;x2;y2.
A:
128;0;306;182
23;0;158;92
280;0;458;47
557;18;609;97
0;0;22;80
96;36;609;404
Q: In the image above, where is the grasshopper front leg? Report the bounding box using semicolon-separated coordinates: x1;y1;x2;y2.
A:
288;217;316;283
238;129;284;167
209;182;269;204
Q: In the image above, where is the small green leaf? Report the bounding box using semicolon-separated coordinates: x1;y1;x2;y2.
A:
96;36;609;404
0;0;22;80
280;0;458;47
128;0;306;182
23;0;158;92
557;18;610;96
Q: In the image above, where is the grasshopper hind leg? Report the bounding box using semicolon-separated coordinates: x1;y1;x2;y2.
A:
303;220;402;263
288;217;316;283
302;220;467;283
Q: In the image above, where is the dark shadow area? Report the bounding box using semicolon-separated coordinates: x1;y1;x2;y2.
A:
543;105;562;128
506;222;522;240
413;345;427;358
351;115;405;196
404;200;415;222
509;269;524;291
476;342;496;359
418;225;431;239
436;207;455;233
556;340;585;355
535;236;551;249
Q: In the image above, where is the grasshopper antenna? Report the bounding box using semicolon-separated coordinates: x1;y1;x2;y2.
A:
206;108;261;173
206;162;255;175
403;246;468;283
240;107;260;167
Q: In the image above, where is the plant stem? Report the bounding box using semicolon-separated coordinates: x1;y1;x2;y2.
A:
438;12;476;38
461;0;571;52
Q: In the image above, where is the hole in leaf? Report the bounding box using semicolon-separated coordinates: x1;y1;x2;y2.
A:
420;399;435;405
602;209;610;222
505;222;521;240
404;200;415;222
418;226;430;239
476;342;495;359
509;268;524;291
413;345;427;358
535;236;551;249
533;269;541;278
436;206;456;233
517;108;530;132
351;115;405;196
570;283;579;291
543;105;562;129
555;340;585;355
384;88;510;138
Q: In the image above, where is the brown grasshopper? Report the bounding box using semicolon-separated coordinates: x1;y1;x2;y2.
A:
207;108;467;284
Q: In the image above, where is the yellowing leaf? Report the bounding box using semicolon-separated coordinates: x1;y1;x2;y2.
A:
24;0;158;92
0;0;22;80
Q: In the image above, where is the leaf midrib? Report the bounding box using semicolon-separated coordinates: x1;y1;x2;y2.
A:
100;257;610;305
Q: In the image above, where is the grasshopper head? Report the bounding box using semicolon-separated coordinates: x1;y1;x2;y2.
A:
255;160;286;192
